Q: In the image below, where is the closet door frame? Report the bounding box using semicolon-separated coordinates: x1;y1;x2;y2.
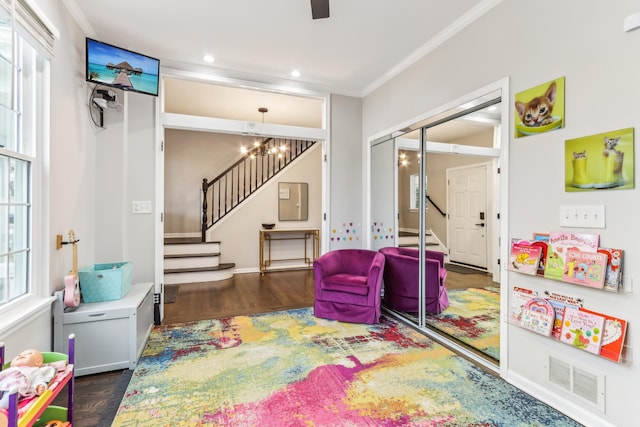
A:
366;78;509;376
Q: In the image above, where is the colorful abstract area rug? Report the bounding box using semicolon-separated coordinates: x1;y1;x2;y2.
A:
113;307;579;427
425;286;501;360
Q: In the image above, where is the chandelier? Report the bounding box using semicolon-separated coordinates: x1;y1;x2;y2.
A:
240;107;288;159
398;151;409;167
398;150;421;167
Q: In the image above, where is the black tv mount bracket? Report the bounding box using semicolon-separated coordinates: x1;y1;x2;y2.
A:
91;88;117;127
96;89;116;102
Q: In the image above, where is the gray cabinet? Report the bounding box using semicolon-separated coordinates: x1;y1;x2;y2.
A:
53;282;154;376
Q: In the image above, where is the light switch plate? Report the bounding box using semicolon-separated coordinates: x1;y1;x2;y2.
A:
559;205;605;228
132;201;152;214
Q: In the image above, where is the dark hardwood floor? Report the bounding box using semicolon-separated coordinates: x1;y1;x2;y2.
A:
163;269;315;324
67;268;494;426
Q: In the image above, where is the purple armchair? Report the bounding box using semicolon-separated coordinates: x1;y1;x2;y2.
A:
313;249;385;324
379;246;449;314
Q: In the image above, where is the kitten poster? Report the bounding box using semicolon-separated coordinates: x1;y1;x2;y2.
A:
565;127;635;192
514;77;565;138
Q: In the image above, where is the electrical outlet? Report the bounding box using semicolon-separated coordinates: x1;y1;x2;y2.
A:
559;205;605;228
132;201;152;214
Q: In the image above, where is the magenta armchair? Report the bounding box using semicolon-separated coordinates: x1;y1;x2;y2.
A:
313;249;385;324
379;246;449;314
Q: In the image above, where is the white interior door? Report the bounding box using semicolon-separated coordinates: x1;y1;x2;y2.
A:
447;163;488;269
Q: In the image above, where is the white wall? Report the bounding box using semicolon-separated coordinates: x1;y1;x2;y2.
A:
125;94;157;282
328;94;364;250
164;130;241;234
363;2;640;426
93;92;157;284
45;0;97;295
39;0;157;287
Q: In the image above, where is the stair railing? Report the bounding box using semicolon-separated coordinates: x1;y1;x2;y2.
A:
202;137;317;241
427;195;446;217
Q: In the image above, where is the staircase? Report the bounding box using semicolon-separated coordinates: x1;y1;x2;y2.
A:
165;137;316;285
163;237;235;285
201;137;317;241
398;229;449;261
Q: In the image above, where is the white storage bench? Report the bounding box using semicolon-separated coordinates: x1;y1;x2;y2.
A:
53;282;154;376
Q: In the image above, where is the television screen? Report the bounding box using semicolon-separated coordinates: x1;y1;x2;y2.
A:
86;38;159;97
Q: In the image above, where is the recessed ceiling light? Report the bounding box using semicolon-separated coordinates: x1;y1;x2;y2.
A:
291;69;301;77
203;54;214;63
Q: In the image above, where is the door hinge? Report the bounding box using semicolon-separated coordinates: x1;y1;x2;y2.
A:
497;167;501;174
323;213;326;220
497;213;500;219
324;154;327;162
161;140;164;151
160;212;164;222
497;258;501;265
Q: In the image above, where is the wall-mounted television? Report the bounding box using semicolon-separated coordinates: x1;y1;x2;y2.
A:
86;38;159;97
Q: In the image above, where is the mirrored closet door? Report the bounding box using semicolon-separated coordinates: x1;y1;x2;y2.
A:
371;88;505;367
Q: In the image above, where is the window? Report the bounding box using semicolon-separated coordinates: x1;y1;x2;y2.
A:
409;174;426;211
0;0;53;308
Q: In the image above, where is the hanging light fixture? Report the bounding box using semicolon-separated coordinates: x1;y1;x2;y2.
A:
240;107;288;159
398;151;409;167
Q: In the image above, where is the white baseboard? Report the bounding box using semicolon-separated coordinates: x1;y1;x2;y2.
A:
233;267;260;275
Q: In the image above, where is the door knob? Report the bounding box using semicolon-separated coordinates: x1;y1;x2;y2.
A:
475;223;485;227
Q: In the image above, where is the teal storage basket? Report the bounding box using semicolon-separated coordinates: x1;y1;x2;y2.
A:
79;262;133;303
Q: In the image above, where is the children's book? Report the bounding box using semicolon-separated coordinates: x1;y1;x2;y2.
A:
508;242;542;275
544;232;599;281
597;248;624;292
532;233;550;275
545;291;582;339
559;307;605;355
519;297;554;336
510;286;535;323
580;308;627;363
562;249;608;289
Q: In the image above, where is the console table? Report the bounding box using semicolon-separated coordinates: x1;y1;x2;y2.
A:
259;228;319;274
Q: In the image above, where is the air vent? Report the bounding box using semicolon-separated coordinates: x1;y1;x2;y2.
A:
547;354;605;412
573;367;599;405
549;356;571;391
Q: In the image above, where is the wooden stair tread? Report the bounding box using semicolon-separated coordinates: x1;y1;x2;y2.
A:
164;263;235;274
164;252;221;259
398;231;432;237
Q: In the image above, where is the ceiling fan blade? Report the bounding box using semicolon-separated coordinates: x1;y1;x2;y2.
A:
310;0;329;19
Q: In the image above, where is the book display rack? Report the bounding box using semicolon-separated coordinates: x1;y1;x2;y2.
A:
508;232;630;363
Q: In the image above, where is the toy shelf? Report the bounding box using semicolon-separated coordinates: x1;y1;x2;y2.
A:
0;335;75;427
